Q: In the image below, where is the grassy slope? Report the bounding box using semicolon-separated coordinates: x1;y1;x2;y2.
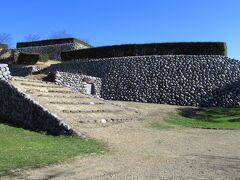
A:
0;123;106;176
166;108;240;129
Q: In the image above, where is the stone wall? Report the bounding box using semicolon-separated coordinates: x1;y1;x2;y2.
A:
47;71;102;97
0;80;77;135
17;43;88;60
0;64;12;80
10;65;42;77
45;55;240;107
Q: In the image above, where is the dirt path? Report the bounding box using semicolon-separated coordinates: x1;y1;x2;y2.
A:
4;103;240;180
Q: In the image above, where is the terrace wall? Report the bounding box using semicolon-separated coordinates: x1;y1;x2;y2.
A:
17;43;88;61
46;55;240;107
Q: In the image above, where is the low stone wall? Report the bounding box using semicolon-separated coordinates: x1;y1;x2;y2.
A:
45;55;240;107
47;71;102;97
0;80;77;135
0;64;12;80
10;65;42;77
17;43;88;60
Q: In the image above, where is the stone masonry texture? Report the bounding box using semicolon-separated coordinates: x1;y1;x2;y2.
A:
48;71;102;97
0;80;76;135
45;55;240;107
0;64;12;81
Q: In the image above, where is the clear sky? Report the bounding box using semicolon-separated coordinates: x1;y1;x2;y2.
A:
1;0;240;59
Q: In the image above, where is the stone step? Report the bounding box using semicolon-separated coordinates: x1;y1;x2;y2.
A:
23;88;74;94
67;111;132;119
48;89;76;93
62;109;123;113
37;94;91;99
52;103;121;112
10;76;140;133
12;77;44;83
49;101;104;105
20;82;63;88
77;118;134;124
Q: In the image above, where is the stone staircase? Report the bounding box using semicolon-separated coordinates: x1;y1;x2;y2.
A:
11;77;140;134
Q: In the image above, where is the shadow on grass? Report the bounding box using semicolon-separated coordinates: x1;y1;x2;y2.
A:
228;118;240;122
0;116;31;130
0;116;59;136
178;107;240;123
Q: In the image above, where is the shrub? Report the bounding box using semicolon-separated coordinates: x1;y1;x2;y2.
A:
0;44;8;49
61;42;227;61
17;38;92;48
17;53;40;65
39;54;49;62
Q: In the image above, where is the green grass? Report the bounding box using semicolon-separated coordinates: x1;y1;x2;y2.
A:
166;108;240;129
39;54;49;62
0;123;106;176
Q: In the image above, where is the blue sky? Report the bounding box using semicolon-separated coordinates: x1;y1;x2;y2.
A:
1;0;240;59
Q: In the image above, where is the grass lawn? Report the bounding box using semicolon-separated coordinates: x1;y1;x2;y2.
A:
165;107;240;129
0;123;106;176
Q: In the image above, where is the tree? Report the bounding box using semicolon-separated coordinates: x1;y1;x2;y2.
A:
0;33;12;46
49;30;73;39
24;34;41;42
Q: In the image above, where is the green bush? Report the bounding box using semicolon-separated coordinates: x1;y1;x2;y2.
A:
39;54;49;62
17;38;92;48
61;42;227;61
0;44;8;49
17;53;40;65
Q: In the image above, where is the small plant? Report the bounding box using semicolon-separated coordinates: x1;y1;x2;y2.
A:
39;54;49;62
0;43;8;49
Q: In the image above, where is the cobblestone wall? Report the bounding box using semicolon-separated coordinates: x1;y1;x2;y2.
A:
45;55;240;107
0;80;77;135
17;43;88;60
10;65;42;77
0;64;12;80
47;71;102;97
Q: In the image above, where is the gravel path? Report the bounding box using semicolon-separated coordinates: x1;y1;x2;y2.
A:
3;103;240;180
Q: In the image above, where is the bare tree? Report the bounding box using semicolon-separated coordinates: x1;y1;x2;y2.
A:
49;30;73;39
24;34;41;42
0;33;12;46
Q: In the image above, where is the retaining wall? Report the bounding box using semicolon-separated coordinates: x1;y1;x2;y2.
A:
51;71;102;97
17;43;88;60
0;80;76;135
45;55;240;107
10;65;42;77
